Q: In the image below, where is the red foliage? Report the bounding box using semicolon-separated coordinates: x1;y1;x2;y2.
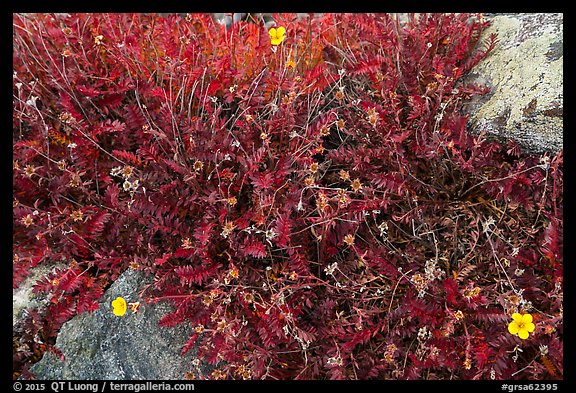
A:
13;12;562;380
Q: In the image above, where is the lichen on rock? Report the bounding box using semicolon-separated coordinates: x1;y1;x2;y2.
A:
464;13;563;154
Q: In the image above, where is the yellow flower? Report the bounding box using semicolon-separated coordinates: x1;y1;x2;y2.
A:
112;296;127;317
269;26;286;46
286;58;296;69
508;313;535;340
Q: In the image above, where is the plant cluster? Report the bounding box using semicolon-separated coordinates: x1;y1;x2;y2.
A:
13;13;562;380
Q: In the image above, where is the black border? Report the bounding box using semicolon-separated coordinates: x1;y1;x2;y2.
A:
8;4;572;390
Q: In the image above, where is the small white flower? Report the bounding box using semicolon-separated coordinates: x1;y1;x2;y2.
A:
378;221;389;237
539;155;550;170
265;229;277;241
67;143;77;149
324;262;338;276
514;268;525;276
110;166;122;177
123;180;132;191
26;96;38;108
326;356;342;366
482;216;496;233
539;345;549;357
131;179;139;191
417;326;429;341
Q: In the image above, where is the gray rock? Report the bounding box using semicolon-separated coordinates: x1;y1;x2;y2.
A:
30;269;211;380
464;13;563;154
13;263;65;329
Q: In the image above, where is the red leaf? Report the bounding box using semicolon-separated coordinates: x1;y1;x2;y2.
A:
155;253;170;266
243;240;267;258
181;333;199;356
273;214;292;248
443;278;460;305
250;171;274;190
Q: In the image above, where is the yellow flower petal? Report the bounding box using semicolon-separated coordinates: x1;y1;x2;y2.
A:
508;321;520;335
521;313;533;324
518;328;530;340
511;313;523;323
269;26;286;45
525;322;535;333
112;296;127;316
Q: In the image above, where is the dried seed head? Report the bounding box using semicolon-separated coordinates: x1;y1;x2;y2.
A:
21;214;34;227
24;165;36;178
351;178;363;192
304;176;315;187
121;165;134;178
343;234;355;246
69;173;81;188
181;237;193;249
59;112;74;124
339;170;350;181
70;209;84;222
193;160;204;172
